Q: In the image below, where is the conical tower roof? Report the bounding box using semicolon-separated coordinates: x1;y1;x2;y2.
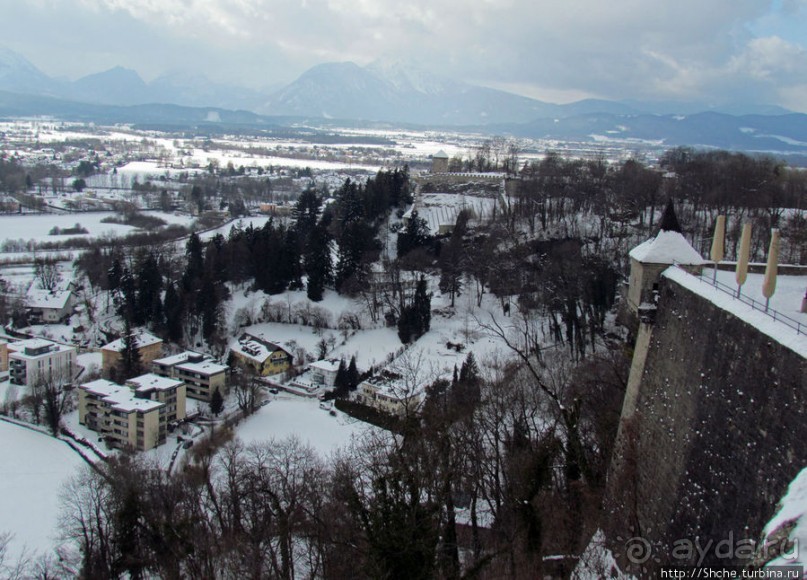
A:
629;200;705;265
658;198;682;233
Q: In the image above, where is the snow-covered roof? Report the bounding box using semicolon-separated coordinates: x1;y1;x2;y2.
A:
433;150;449;159
176;360;228;376
629;230;707;265
102;330;163;352
153;351;204;367
231;333;290;364
25;287;72;310
126;373;183;393
309;359;340;373
360;372;424;401
8;338;74;359
80;379;164;413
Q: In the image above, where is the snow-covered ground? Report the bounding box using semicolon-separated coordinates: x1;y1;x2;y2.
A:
0;420;85;561
0;211;195;245
759;467;807;569
712;268;806;323
235;394;373;458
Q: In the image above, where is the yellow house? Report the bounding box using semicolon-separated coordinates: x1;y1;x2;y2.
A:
78;379;166;451
230;333;293;377
101;330;164;376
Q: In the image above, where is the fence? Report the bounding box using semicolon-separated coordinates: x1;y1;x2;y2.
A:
692;269;805;335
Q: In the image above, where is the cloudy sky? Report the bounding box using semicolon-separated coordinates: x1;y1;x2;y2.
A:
2;0;807;110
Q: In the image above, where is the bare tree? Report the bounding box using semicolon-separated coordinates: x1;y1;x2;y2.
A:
231;369;264;417
33;257;62;291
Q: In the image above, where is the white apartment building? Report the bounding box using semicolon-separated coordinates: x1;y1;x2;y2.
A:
8;338;76;387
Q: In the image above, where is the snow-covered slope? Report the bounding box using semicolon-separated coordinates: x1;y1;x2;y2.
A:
259;60;558;125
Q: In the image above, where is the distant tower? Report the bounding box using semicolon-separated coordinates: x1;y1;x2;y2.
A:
625;200;706;319
431;150;449;173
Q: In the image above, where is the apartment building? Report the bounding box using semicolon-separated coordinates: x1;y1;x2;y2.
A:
101;330;163;376
8;338;76;387
125;373;186;424
78;379;166;451
152;351;228;402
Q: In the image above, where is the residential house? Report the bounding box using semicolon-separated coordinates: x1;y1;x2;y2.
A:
152;351;228;402
78;379;166;451
356;371;423;416
125;373;186;424
101;330;163;375
8;338;76;387
230;333;293;376
308;359;340;387
25;286;75;324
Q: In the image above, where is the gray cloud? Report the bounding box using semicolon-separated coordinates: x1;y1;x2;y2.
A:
1;0;806;110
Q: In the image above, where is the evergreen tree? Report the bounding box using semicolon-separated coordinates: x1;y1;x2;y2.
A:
347;356;360;391
305;222;332;302
293;187;321;243
397;211;431;258
209;387;224;416
182;232;204;293
413;276;432;335
117;319;143;380
163;282;183;342
283;228;304;290
135;252;162;327
334;358;348;397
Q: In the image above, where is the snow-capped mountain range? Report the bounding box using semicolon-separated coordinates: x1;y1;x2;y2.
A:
2;46;806;156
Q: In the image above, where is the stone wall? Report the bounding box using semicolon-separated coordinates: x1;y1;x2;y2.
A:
606;272;807;573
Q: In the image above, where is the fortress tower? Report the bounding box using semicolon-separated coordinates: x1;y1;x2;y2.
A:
431;150;449;173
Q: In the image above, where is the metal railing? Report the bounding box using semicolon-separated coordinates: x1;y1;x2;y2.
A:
691;269;806;335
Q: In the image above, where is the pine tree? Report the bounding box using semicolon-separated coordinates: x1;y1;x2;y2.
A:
209;387;224;416
413;276;432;335
347;356;360;391
305;222;332;302
163;281;183;342
117;319;143;380
334;358;348;397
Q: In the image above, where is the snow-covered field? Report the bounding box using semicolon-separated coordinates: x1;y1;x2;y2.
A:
0;420;85;561
0;211;195;245
235;394;373;458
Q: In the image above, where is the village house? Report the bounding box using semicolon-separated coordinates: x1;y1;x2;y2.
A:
152;351;228;402
229;333;293;377
125;373;186;424
356;371;424;416
101;330;163;375
78;379;166;451
25;286;75;324
8;338;76;387
308;359;341;387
